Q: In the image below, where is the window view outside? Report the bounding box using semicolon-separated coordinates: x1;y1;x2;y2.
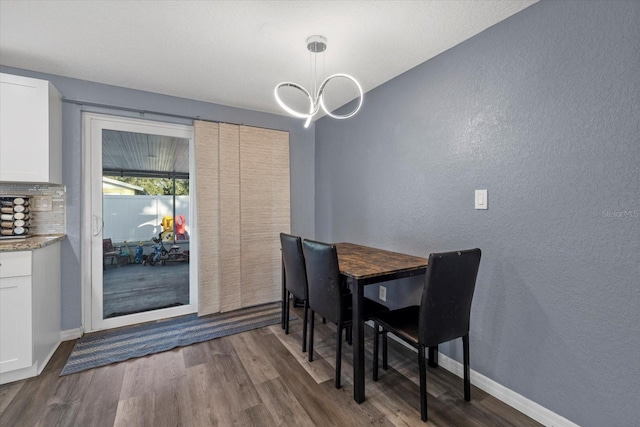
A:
102;175;190;319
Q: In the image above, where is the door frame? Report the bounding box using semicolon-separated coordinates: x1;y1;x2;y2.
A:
81;113;198;332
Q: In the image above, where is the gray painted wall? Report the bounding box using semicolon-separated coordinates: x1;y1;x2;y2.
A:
0;64;316;332
315;1;639;426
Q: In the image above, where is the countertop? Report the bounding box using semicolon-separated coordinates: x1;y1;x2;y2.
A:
0;234;66;252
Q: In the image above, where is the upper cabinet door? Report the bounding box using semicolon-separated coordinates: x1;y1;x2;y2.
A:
0;73;62;184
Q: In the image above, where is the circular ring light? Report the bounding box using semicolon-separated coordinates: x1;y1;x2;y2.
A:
318;73;364;120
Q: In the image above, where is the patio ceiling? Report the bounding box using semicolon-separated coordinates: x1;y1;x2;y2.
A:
102;130;190;178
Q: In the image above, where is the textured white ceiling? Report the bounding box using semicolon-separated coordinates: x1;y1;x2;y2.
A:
0;0;537;119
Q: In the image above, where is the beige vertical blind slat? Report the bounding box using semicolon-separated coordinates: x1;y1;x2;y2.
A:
219;123;242;312
239;125;290;308
194;121;220;315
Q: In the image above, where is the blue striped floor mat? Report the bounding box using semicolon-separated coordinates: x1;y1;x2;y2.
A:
60;302;285;376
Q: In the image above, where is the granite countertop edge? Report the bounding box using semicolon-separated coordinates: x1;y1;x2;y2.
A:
0;234;67;252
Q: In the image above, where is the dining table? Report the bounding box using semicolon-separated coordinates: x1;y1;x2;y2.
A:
335;242;428;403
280;241;429;403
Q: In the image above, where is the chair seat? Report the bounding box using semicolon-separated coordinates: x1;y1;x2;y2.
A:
374;305;420;345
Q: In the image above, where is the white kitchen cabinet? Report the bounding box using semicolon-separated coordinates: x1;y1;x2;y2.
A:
0;243;61;384
0;73;62;184
0;251;32;373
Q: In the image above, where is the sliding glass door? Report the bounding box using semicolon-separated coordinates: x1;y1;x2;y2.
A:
83;113;197;332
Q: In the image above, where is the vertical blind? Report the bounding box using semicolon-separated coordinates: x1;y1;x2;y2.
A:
218;124;242;312
195;121;290;315
239;125;290;308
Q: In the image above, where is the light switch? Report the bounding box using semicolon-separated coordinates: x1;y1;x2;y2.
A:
475;189;488;210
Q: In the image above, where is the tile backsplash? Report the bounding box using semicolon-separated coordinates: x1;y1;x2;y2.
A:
0;183;66;235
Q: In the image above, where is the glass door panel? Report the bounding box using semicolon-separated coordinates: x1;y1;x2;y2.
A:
85;113;196;332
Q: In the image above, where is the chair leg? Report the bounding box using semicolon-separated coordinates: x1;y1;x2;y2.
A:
284;292;290;335
301;300;308;353
373;322;379;381
308;311;315;362
382;330;388;370
428;345;439;368
346;325;352;345
419;345;428;422
463;334;470;401
336;323;343;389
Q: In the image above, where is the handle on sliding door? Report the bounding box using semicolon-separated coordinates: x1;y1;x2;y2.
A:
92;215;103;236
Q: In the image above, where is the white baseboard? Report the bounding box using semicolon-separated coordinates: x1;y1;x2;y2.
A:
368;323;578;427
435;352;578;427
60;327;83;341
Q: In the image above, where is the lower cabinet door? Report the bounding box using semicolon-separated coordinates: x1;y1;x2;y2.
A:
0;276;33;373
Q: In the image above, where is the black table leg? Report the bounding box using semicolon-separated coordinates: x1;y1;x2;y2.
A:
351;277;365;403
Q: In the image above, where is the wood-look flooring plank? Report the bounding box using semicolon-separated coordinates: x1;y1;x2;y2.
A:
181;339;213;368
209;350;262;413
113;394;156;427
228;330;280;385
0;378;24;414
73;362;126;427
184;362;229;426
268;323;335;384
0;369;61;426
40;368;95;426
148;348;188;427
118;356;156;400
242;402;279;427
359;380;425;427
255;376;316;426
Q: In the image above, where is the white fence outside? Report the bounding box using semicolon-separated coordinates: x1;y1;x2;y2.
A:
103;195;190;244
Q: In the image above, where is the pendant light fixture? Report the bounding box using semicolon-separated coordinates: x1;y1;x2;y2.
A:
274;35;363;128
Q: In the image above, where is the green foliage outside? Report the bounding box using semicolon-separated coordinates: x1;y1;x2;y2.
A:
105;176;189;195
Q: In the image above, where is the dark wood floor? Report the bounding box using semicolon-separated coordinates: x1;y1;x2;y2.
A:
0;306;541;426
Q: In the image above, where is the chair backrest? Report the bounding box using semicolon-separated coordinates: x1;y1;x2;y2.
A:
302;239;345;324
280;233;308;300
103;238;114;252
419;248;481;347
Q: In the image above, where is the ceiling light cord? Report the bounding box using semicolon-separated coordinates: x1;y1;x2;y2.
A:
274;35;363;129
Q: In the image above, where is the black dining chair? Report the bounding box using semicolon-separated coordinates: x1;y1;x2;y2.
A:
280;233;310;352
371;248;481;422
302;239;388;389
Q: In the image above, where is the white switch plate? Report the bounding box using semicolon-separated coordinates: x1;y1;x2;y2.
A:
475;189;488;210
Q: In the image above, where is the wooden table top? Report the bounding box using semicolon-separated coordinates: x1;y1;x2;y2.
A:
335;242;428;280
